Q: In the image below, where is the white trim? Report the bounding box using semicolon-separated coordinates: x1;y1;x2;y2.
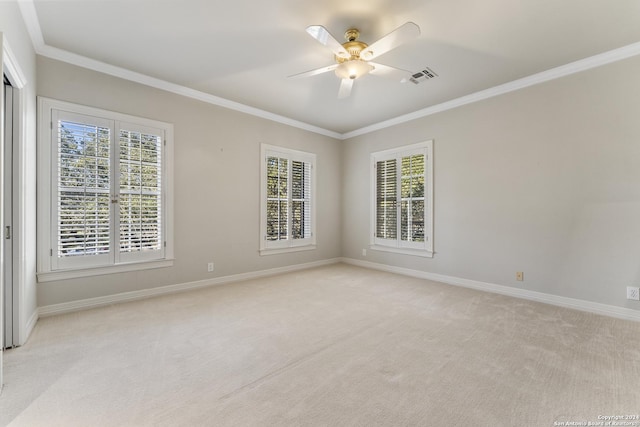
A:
37;97;174;276
260;245;316;256
369;141;429;158
2;43;27;88
36;97;50;275
40;97;173;130
17;0;341;140
41;44;342;139
341;258;640;323
260;144;317;253
36;257;640;321
343;42;640;139
24;308;38;342
16;0;640;140
369;245;433;258
16;0;45;50
38;258;341;317
3;36;32;347
370;141;433;255
37;259;174;283
163;124;175;261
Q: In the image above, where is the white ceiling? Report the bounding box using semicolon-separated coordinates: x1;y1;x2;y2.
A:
25;0;640;136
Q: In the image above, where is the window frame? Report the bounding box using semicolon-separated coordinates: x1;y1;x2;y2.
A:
260;144;316;255
370;140;434;258
37;97;174;282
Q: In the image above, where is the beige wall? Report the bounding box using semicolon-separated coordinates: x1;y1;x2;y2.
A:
35;51;640;313
37;56;342;306
342;55;640;310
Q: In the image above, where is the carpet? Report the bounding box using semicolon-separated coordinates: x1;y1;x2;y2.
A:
1;264;639;426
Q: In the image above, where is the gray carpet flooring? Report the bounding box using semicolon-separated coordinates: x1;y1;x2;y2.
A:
1;263;639;426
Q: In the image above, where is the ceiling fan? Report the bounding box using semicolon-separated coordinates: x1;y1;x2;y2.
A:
290;22;420;98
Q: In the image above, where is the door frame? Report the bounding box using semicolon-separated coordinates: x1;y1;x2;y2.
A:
3;77;17;349
2;38;28;349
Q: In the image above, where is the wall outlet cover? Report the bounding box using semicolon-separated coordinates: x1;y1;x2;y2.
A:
627;286;640;301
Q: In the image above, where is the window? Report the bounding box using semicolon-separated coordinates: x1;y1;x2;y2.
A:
370;141;433;257
260;144;316;255
37;98;173;281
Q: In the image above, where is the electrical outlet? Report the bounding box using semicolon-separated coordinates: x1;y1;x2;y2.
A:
362;249;367;256
207;262;214;272
516;272;524;281
627;286;640;301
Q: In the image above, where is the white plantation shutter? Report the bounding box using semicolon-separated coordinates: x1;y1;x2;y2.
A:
291;160;311;240
54;112;113;270
374;152;426;249
49;108;167;271
118;126;163;262
261;145;316;253
266;156;289;241
400;154;425;243
371;141;433;256
376;159;397;240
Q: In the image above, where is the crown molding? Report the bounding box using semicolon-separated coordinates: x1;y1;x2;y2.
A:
38;44;343;139
16;0;44;49
16;0;342;140
17;0;640;141
3;37;28;88
342;41;640;139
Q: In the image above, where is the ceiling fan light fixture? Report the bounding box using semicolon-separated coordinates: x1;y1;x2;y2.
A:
335;60;374;80
299;22;421;98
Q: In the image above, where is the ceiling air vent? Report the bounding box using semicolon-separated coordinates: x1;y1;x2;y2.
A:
407;67;438;84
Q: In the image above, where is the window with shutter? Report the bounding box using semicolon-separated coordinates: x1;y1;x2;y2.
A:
266;156;289;241
376;159;397;240
38;98;174;281
57;118;111;263
370;141;433;257
400;154;425;243
118;126;163;262
291;160;311;240
261;144;316;254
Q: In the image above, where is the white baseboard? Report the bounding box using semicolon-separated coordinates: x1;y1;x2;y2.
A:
38;258;341;317
23;308;39;344
36;256;640;322
341;257;640;323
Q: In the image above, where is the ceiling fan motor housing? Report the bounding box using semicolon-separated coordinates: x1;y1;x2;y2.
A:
335;28;368;63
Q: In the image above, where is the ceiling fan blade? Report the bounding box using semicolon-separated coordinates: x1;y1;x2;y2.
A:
338;78;354;99
369;62;412;81
288;64;338;79
306;25;350;59
360;22;420;61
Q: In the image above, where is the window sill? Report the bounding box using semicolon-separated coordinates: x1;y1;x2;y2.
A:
37;259;174;283
260;245;316;256
369;245;433;258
